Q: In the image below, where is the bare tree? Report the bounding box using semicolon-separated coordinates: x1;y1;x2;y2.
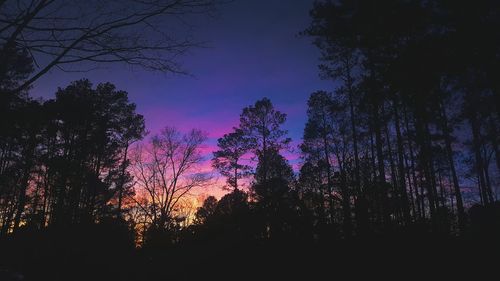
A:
130;127;210;230
0;0;221;93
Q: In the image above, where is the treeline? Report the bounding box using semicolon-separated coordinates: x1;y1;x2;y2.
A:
299;0;500;236
191;0;500;242
0;80;146;234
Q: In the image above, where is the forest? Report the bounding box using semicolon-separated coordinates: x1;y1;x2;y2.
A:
1;0;499;280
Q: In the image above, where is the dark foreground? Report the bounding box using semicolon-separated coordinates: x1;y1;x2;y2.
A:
1;226;498;281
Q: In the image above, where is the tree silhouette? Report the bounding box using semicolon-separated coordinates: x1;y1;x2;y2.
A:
0;44;32;94
239;97;291;184
0;79;145;233
212;128;252;191
300;91;353;236
304;0;499;234
131;127;210;245
253;148;294;203
194;195;217;225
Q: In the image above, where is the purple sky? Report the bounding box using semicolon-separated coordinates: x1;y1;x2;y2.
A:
31;0;332;168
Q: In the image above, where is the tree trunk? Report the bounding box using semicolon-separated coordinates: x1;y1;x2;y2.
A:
393;100;411;224
335;148;352;237
469;111;492;204
404;108;422;219
439;101;466;232
117;142;130;217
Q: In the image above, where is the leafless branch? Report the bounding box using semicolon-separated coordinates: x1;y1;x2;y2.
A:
129;127;210;229
0;0;223;93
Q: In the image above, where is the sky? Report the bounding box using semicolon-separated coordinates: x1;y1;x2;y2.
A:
31;0;333;195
